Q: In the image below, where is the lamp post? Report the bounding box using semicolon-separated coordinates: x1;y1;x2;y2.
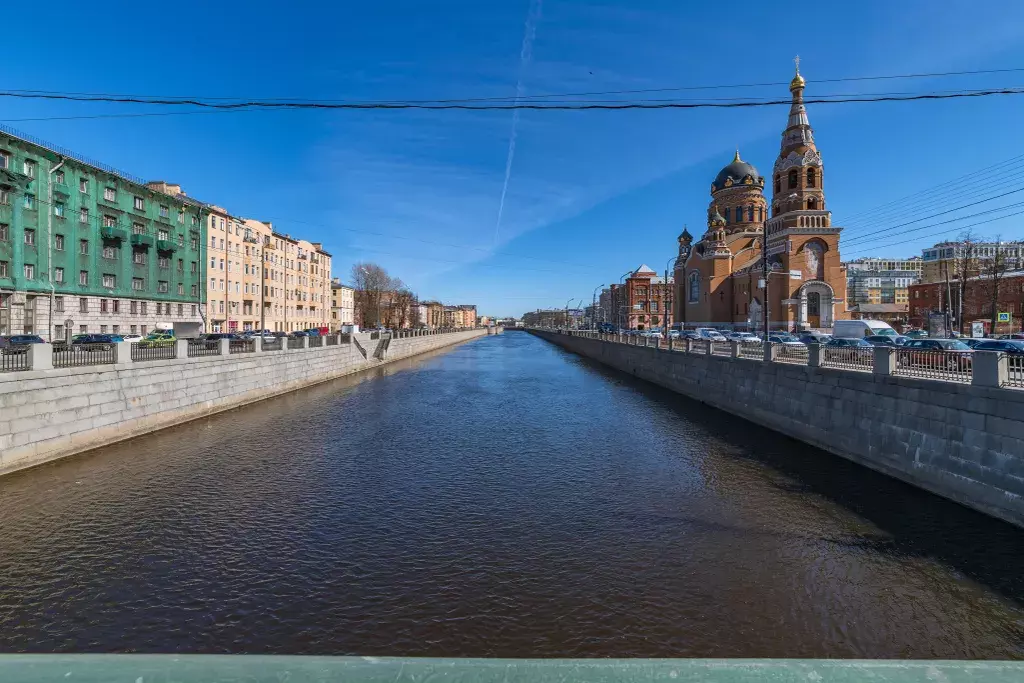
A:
617;270;632;331
591;284;605;330
664;256;680;338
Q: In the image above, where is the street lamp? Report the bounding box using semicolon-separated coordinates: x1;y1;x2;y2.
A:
591;284;605;330
664;256;680;338
617;270;632;330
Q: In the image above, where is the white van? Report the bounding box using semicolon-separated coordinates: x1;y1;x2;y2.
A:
832;319;897;339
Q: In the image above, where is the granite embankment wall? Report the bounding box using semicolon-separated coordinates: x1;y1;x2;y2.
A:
532;330;1024;528
0;328;496;476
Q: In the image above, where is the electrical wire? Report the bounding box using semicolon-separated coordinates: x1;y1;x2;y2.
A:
842;209;1024;256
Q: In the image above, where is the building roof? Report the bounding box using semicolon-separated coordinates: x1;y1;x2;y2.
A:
711;150;762;192
633;264;657;276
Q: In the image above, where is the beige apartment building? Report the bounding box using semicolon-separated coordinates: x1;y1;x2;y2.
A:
330;278;355;330
204;208;331;333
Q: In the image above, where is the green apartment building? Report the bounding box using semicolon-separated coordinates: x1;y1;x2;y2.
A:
0;126;208;340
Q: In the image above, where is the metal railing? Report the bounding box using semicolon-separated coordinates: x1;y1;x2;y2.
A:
325;334;339;346
1008;356;1024;388
774;343;809;365
229;339;255;354
308;336;324;348
690;340;709;354
895;348;972;383
738;343;763;360
131;342;175;362
53;343;116;368
711;342;732;357
261;337;283;352
287;337;305;350
0;349;30;372
821;346;874;372
187;340;220;358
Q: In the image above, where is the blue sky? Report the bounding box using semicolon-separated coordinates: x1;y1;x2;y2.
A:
4;1;1024;316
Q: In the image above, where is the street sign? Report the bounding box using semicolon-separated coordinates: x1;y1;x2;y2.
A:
789;269;802;280
998;312;1011;323
766;240;791;256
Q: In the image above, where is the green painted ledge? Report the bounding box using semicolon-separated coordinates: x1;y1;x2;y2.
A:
0;656;1021;682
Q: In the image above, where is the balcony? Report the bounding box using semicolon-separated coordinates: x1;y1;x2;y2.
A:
156;239;177;253
100;226;128;242
130;233;154;249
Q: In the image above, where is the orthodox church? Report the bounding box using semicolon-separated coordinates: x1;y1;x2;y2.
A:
673;63;849;331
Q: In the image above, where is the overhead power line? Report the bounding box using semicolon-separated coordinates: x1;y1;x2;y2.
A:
1;88;1024;111
843;209;1024;256
841;201;1024;248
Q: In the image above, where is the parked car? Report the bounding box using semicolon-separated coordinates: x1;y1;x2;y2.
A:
694;327;727;342
72;333;123;348
639;329;662;338
680;330;701;340
973;339;1024;355
727;332;762;344
963;338;998;349
289;330;310;338
799;332;831;345
0;335;45;354
195;333;239;349
998;333;1024;340
823;337;873;363
121;334;142;341
768;333;805;347
898;338;973;370
833;319;898;339
903;330;929;339
138;332;177;348
865;334;908;347
304;328;322;337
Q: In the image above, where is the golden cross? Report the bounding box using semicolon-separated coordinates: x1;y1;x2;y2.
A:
794;55;801;74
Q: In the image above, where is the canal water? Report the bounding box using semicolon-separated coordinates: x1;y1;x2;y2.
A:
1;332;1023;658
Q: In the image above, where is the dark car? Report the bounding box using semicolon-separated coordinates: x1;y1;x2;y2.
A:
973;339;1024;355
865;334;908;347
998;333;1024;340
904;330;929;339
898;338;973;370
823;337;873;364
289;330;309;338
963;338;998;349
0;334;45;354
196;333;239;349
799;333;831;345
72;333;123;348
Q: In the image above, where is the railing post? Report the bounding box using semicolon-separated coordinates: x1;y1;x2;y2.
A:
808;343;822;368
730;340;741;358
972;350;1007;388
706;341;714;356
668;336;674;352
763;342;778;362
685;339;693;353
175;339;189;359
218;338;231;356
873;346;895;375
113;341;132;364
27;343;53;371
301;336;310;349
253;337;263;354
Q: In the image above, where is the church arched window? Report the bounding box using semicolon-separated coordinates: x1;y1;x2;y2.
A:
808;197;818;210
688;272;700;303
788;169;798;189
772;204;778;217
748;205;754;221
723;207;730;223
774;174;781;194
807;167;816;187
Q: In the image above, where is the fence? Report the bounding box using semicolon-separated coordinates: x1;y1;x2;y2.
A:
821;345;874;372
53;343;116;368
0;349;30;372
229;339;255;354
774;343;809;365
287;337;305;350
1009;356;1024;389
261;337;283;351
130;342;175;362
325;334;339;346
187;341;220;358
307;336;324;348
894;348;972;383
738;343;763;360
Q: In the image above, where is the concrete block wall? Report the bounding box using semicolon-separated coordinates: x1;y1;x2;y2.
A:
532;330;1024;529
0;329;489;476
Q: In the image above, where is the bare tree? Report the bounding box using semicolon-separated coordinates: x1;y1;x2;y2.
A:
981;235;1010;334
391;288;417;329
351;262;391;328
953;229;978;335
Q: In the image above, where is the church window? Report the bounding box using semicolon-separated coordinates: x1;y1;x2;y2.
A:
772;204;778;217
748;206;754;221
723;207;730;223
688;272;700;303
759;206;764;222
808;197;818;210
774;174;781;193
807;167;816;187
788;169;798;189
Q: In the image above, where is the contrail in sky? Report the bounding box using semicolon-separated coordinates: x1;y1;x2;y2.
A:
493;0;542;246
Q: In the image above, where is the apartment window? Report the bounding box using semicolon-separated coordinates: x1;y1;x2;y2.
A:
0;189;7;205
132;278;144;291
219;301;224;313
191;305;197;316
112;325;119;334
79;239;89;255
24;229;35;246
55;234;64;250
102;246;116;259
158;281;168;293
155;302;162;315
80;325;88;334
130;300;138;314
141;325;147;334
80;207;88;223
190;261;197;274
23;194;34;209
54;202;64;217
79;178;88;193
101;215;116;228
100;299;109;313
130;325;137;334
79;298;88;313
140;302;148;315
191;284;197;296
55;170;65;185
54;297;64;313
190;237;198;250
0;224;7;241
112;300;120;313
79;270;88;286
0;151;7;169
210;277;216;290
23;159;35;178
133;251;146;265
177;234;184;247
177;283;184;295
210;236;216;247
100;325;107;334
54;267;64;283
0;261;6;278
178;304;184;316
219;259;224;270
158;256;169;269
24;264;35;279
102;274;115;288
159;205;169;218
177;209;184;224
134;196;144;210
104;187;116;201
177;259;183;272
158;229;169;241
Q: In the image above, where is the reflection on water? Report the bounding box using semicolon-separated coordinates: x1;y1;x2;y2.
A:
0;332;1022;658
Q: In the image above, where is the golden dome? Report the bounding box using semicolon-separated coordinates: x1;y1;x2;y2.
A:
790;56;805;91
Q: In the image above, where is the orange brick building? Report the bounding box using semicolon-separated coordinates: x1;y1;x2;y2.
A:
610;264;673;330
673;64;849;332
